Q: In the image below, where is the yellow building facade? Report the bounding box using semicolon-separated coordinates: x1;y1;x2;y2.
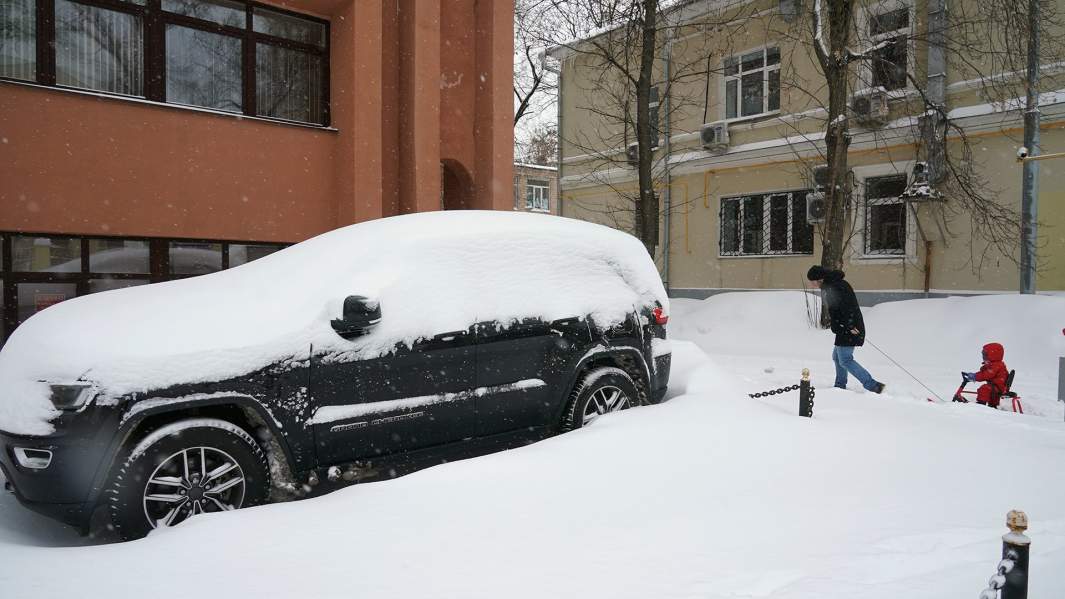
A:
553;0;1065;300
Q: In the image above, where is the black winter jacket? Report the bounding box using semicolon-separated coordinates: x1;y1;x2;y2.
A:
821;270;865;347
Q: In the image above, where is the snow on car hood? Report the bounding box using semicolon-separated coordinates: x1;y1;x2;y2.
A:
0;211;667;435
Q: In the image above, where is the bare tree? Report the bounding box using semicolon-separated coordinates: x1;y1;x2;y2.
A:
514;0;558;127
794;0;1065;276
543;0;741;257
518;123;560;165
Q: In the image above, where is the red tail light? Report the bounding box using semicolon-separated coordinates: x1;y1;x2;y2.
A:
652;306;668;325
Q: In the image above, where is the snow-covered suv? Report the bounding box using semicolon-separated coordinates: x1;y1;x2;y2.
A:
0;211;670;540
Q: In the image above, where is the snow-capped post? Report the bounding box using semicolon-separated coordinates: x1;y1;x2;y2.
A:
799;368;813;418
980;510;1030;599
1000;510;1031;599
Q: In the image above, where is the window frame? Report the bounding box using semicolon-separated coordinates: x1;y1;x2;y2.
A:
851;162;917;260
721;44;781;123
718;189;814;257
525;179;551;212
1;0;330;126
0;231;289;344
862;174;909;256
860;0;914;94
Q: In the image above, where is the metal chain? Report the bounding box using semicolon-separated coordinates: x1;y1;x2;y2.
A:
978;553;1016;599
748;384;801;398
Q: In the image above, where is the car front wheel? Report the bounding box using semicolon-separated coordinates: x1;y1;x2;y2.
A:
562;367;638;431
106;418;271;540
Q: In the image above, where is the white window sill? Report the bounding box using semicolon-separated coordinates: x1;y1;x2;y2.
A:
0;77;338;132
723;110;782;127
854;254;910;263
718;253;814;260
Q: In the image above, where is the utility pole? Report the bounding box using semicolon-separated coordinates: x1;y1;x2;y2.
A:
1020;0;1041;294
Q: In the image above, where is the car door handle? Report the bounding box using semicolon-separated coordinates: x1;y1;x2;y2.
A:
433;331;468;343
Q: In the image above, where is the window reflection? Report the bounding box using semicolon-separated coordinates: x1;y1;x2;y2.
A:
166;25;242;112
170;242;222;274
55;0;144;96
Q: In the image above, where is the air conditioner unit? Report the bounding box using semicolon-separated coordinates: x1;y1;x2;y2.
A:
699;121;730;153
900;161;944;202
850;89;890;127
806;191;827;224
812;165;830;191
626;142;639;166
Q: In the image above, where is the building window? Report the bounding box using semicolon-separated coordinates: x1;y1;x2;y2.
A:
0;0;36;81
0;0;330;126
513;176;521;210
720;190;813;256
1;233;288;345
864;175;907;254
526;179;550;212
649;86;661;148
867;3;910;91
724;47;780;120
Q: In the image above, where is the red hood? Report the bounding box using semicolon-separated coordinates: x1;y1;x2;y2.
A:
982;342;1004;362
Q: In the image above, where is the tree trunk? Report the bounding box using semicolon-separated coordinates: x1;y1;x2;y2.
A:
813;0;855;326
635;0;659;256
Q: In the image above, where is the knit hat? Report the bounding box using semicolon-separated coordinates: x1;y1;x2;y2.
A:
807;265;828;281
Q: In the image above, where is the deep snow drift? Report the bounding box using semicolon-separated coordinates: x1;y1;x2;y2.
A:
670;291;1065;418
1;291;1063;599
0;211;666;435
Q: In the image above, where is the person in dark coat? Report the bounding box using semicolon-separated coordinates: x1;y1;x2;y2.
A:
807;265;885;393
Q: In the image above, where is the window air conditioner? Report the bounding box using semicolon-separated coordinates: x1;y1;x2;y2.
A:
700;121;730;153
812;165;830;191
806;191;827;224
850;89;890;127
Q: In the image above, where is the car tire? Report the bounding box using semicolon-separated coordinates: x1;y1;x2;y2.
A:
106;418;271;541
561;367;639;431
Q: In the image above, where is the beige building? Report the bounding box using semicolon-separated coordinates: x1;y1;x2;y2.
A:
513;163;560;213
550;0;1065;301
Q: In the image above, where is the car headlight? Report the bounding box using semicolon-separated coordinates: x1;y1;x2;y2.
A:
48;383;95;411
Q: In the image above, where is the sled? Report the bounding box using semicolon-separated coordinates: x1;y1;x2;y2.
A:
938;370;1023;413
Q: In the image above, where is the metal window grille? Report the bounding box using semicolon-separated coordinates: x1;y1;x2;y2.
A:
719;190;814;256
864;175;908;255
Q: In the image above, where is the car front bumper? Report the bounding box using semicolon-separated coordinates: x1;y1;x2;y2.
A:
0;415;118;532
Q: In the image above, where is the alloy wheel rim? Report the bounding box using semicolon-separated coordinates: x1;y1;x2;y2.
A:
142;446;246;529
582;385;629;425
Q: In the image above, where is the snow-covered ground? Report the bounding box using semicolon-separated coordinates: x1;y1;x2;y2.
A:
2;291;1064;598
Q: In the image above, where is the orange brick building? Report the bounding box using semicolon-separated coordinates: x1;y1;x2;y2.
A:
0;0;514;341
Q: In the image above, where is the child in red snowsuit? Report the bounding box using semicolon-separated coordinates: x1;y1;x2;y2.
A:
963;342;1008;408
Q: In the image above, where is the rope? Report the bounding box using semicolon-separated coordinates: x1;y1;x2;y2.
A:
864;338;946;403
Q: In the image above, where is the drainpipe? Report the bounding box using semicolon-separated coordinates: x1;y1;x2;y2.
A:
926;0;946;110
923;0;947;296
662;32;674;291
544;52;563;217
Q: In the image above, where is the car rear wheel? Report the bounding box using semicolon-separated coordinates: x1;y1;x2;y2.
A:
561;367;638;431
106;418;270;540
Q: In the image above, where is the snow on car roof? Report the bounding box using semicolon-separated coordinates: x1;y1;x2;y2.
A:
0;211;667;435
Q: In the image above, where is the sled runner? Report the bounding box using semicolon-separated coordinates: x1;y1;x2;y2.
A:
946;370;1023;413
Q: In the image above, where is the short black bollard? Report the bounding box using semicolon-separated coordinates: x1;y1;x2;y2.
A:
1001;510;1031;599
799;368;814;418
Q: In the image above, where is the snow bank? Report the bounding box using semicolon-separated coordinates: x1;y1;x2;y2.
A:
0;211;667;435
3;341;1065;599
671;291;1065;417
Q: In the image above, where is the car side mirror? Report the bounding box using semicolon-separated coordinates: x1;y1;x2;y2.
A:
330;296;381;339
